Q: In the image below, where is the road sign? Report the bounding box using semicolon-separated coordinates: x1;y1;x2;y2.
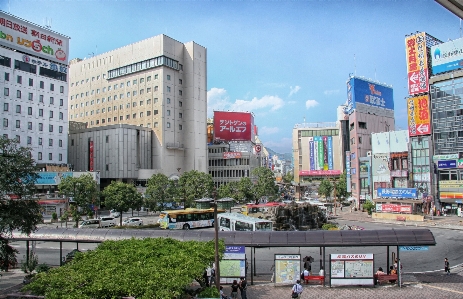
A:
399;246;429;251
255;144;262;153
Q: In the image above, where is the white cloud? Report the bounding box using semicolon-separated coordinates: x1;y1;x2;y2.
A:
305;99;319;109
260;126;280;135
324;89;340;95
207;87;230;118
289;85;301;97
230;95;284;112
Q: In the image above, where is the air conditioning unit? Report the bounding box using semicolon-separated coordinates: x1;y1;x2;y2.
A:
367;151;372;157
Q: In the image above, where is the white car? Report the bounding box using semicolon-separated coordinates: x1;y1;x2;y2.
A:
123;217;143;226
99;217;116;227
109;210;121;218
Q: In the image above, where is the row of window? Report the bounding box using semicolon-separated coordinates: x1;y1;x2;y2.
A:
2;119;64;133
0;135;64;162
71;98;179;109
83;117;182;130
5;59;67;82
71;73;182;88
107;56;182;79
5;73;65;92
71;86;181;100
300;129;340;137
3;104;64;119
4;88;64;105
72;109;180;118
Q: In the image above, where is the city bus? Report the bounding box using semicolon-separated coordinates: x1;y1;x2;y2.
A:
158;208;225;230
240;202;284;217
218;212;273;231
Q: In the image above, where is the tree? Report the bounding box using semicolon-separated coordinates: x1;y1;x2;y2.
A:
282;172;294;184
318;178;333;200
251;167;278;204
334;171;350;203
238;177;254;203
0;237;18;271
217;181;240;200
102;181;143;226
58;174;99;228
178;170;214;207
144;173;177;212
24;238;225;299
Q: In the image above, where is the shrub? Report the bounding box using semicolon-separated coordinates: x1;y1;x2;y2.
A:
322;223;338;230
36;263;50;273
51;212;58;220
197;287;220;298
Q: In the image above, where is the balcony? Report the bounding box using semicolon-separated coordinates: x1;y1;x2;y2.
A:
166;142;184;150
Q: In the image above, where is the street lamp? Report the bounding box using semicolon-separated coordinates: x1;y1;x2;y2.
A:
211;188;221;291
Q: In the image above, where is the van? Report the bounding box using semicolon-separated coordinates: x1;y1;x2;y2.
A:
79;219;101;229
99;217;116;227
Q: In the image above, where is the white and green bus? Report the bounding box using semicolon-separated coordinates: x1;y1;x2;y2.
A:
217;212;273;232
158;208;225;230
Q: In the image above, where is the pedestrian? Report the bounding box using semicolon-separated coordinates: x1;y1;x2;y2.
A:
239;277;247;299
203;270;209;287
291;280;303;298
206;266;212;286
340;205;343;211
230;280;239;298
219;286;227;299
444;258;450;275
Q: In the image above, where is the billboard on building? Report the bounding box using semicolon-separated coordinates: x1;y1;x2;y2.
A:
407;95;431;137
346;151;351;193
308;136;334;171
372;131;409;154
405;32;429;95
431;37;463;75
372;153;390;182
214;111;254;141
345;77;394;115
0;12;69;64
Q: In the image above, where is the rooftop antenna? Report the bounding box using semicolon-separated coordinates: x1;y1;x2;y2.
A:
44;17;52;29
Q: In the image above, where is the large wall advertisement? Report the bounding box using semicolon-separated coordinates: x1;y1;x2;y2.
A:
345;77;394;115
407;95;431;137
431;37;463;75
372;153;390;183
405;32;429;95
307;136;334;171
214;111;254;142
0;12;69;64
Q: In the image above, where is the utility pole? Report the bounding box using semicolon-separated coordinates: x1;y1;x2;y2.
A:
213;188;221;291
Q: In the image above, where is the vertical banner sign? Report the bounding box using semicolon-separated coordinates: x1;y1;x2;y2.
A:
314;137;319;170
89;140;94;172
405;32;429;95
309;137;315;170
323;136;328;170
346;151;351;193
318;137;324;171
328;136;333;170
407;95;431;137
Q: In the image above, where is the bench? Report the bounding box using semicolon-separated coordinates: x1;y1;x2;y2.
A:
303;275;325;285
374;274;398;285
396;216;406;221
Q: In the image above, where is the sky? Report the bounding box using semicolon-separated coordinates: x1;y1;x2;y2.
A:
3;0;460;154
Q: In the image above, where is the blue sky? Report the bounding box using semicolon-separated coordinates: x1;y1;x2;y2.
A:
4;0;459;154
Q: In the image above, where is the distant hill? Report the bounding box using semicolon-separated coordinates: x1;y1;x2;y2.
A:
266;147;292;162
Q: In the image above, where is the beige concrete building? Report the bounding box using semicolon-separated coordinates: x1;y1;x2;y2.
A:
68;34;207;178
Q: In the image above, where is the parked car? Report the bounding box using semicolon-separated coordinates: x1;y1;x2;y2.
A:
99;216;116;227
79;219;101;229
122;217;143;226
109;210;121;218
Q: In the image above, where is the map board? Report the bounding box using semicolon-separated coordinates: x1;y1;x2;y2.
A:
219;246;246;284
274;254;301;285
330;253;374;286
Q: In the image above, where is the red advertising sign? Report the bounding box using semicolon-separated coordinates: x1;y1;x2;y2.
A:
405;32;429;95
380;204;412;214
214;111;254;141
299;170;342;176
407;95;431;137
89;141;94;171
223;152;242;159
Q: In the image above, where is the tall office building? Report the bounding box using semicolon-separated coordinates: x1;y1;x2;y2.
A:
68;34;207;179
0;11;70;165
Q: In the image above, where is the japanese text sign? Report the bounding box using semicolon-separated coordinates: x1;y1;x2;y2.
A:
405;32;429;95
431;37;463;75
377;188;417;199
345;77;394;115
407;95;431;137
214;111;254;141
330;254;373;260
223;152;242;159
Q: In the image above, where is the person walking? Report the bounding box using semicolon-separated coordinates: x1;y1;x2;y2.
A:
230;280;239;299
239;277;247;299
444;258;450;275
291;280;303;298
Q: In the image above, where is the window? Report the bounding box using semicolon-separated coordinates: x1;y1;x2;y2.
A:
132;113;136;119
60;99;63;106
2;118;7;127
167;75;171;80
49;124;53;132
38;123;43;131
38;152;42;160
106;135;109;143
40;81;44;89
29;78;33;86
154;122;158;128
71;139;74;146
358;122;367;129
28;93;33;101
28;122;32;130
114;117;117;121
132;102;136;107
27;136;32;145
359;137;362;144
140;78;144;83
49;111;54;118
147;99;151;104
39;95;43;103
105;164;109;171
133;79;137;85
167;122;171;128
60;86;64;93
59;153;62;161
97;75;100;80
120;116;123;121
147;76;151;81
50;83;54;91
154;110;158;115
167;110;171;116
96;120;100;124
4;73;9;81
179;124;182;130
49;139;53;146
147;87;151;93
179;101;182;107
167;86;171;92
139;100;144;106
167;98;171;104
179;112;183;118
140;89;144;95
4;87;8;96
59;126;63;133
15;120;20;128
147;110;151;116
39;109;43;117
3;103;8;111
179;79;182;84
154;74;158;79
50;97;54;105
155;86;158;91
17;75;22;84
16;90;21;98
28;107;32;115
127;92;130;97
16;105;21;113
126;115;130;120
38;137;43;145
48;153;52;160
140;112;143;117
179;90;182;96
349;122;354;131
127;81;130;86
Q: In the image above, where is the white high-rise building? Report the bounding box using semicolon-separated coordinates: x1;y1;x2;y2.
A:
0;11;70;165
68;34;207;178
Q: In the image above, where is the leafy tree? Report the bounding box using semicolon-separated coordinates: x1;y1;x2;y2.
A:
178;170;214;208
24;238;225;299
0;237;18;272
102;181;143;226
251;167;278;204
318;178;333;200
238;177;255;203
363;200;375;215
334;171;350;202
144;173;177;212
58;174;99;228
20;251;38;274
217;181;240;200
282;172;294;184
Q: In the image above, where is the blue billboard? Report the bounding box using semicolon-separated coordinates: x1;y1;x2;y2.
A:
345;77;394;114
437;160;457;169
35;172;73;185
377;188;417;199
431;37;463;75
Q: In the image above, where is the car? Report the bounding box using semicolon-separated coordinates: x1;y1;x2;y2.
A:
109;210;121;218
79;219;101;229
122;217;143;226
99;216;116;227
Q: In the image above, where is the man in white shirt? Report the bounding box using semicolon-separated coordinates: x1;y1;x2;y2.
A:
291;280;303;298
303;269;309;278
